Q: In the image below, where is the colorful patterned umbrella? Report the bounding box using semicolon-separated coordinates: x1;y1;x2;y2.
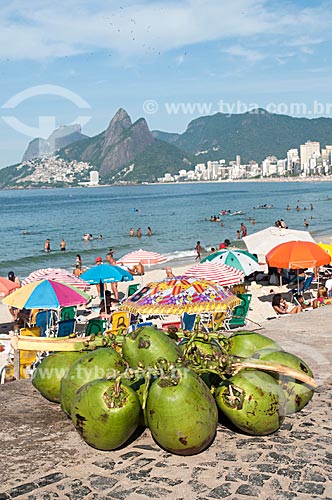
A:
117;249;167;266
201;249;260;276
22;268;90;290
3;279;90;309
0;276;20;298
184;262;244;286
120;276;241;315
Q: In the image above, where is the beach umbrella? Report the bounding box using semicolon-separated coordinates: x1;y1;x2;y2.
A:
117;249;167;266
266;241;331;270
2;279;90;309
0;276;20;298
201;249;260;276
80;264;133;284
243;227;315;260
120;276;241;315
318;242;332;258
184;262;244;286
22;268;90;290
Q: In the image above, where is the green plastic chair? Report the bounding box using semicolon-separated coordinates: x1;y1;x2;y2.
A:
85;318;107;336
127;283;140;297
60;306;76;321
229;293;252;328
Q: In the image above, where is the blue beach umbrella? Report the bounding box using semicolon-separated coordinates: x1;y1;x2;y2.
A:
80;264;133;284
201;249;260;276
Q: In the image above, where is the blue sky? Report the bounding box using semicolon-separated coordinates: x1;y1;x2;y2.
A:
1;0;332;167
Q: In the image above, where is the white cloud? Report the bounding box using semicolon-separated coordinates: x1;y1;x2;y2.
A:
223;45;264;62
0;0;330;61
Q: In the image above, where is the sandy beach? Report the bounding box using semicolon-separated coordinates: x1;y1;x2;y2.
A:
0;260;320;333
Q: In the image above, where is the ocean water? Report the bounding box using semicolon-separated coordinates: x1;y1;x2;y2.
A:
0;181;332;279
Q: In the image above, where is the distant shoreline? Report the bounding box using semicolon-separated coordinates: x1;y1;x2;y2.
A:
1;175;332;191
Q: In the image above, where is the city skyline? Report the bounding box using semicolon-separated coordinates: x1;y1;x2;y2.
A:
1;0;332;167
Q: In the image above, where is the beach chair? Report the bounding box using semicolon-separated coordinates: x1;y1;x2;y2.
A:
290;274;314;301
127;283;140;297
35;310;54;337
56;319;76;338
19;327;41;379
181;313;197;332
60;306;76;321
109;311;130;335
228;293;252;328
85;318;107;336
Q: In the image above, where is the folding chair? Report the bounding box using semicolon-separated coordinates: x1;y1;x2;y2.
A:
35;310;54;337
181;313;197;331
60;306;76;321
19;327;42;378
109;311;130;335
57;319;76;338
127;283;140;297
85;318;107;336
290;274;314;302
229;293;252;329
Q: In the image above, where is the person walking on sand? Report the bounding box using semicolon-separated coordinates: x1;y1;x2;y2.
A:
195;241;201;261
44;239;51;253
60;238;66;251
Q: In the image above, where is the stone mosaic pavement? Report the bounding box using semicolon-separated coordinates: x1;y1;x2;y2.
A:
1;308;332;500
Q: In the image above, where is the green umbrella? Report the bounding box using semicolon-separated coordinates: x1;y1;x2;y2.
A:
202;250;260;276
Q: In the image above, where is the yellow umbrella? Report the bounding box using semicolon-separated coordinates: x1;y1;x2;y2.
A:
318;242;332;259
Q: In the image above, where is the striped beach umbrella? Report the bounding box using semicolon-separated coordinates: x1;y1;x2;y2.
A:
184;262;244;286
117;249;167;266
202;249;260;276
22;268;90;290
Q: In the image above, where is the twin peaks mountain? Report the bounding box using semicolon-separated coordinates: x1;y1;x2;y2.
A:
59;109;192;182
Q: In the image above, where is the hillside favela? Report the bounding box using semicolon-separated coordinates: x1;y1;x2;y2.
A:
1;1;332;500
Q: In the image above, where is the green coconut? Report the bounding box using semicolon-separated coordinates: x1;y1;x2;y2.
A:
227;331;282;358
60;347;125;416
252;348;314;414
216;370;285;435
146;367;218;455
32;352;83;403
122;325;181;368
71;379;140;450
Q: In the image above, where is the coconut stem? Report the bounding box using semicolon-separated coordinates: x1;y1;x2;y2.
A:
231;359;318;389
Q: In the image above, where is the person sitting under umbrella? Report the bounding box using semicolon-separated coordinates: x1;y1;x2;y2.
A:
128;262;145;276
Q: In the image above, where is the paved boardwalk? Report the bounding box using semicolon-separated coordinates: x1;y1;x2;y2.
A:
1;308;331;500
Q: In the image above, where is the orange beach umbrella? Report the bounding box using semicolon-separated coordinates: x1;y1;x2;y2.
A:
266;241;331;269
0;276;20;298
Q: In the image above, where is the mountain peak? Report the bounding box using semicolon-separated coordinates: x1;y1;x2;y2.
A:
104;108;133;148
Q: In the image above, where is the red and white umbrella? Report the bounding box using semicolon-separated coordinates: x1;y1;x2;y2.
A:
117;249;167;266
22;268;90;291
184;262;244;286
